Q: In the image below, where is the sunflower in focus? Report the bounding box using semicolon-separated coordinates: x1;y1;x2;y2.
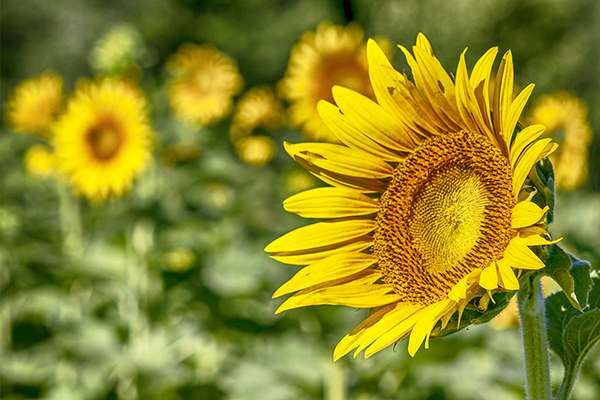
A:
6;71;63;136
53;79;153;202
167;43;244;126
528;92;592;191
266;34;559;359
279;22;391;142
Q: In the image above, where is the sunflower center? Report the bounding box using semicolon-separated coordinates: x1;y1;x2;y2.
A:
410;165;488;275
374;131;516;306
87;118;124;161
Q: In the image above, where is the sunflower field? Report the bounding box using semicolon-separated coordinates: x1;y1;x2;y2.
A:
2;1;600;400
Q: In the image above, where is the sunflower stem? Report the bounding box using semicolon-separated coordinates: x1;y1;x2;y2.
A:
517;275;551;400
57;183;83;256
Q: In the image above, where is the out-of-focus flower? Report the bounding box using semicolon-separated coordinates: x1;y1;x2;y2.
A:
6;71;63;137
267;34;559;359
161;141;202;167
528;92;592;190
24;145;56;178
234;135;277;167
279;22;392;142
89;24;145;77
53;79;153;202
165;248;196;272
491;276;558;329
167;43;244;126
230;86;284;141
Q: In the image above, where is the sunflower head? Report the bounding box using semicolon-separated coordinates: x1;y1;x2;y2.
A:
279;22;392;142
52;78;153;202
6;71;63;137
24;145;56;178
230;85;284;141
528;92;592;191
167;43;244;126
267;34;559;359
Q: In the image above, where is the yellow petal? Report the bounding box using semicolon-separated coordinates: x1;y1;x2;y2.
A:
512;138;554;196
416;32;434;55
318;100;404;161
332;86;416;152
450;274;470;300
504;84;535;147
455;49;490;138
497;259;519;290
265;218;375;253
289;147;388;193
479;263;499;291
510;124;546;167
511;201;549;228
285;142;394;179
520;234;562;246
362;306;424;358
276;272;400;313
273;253;378;298
407;300;451;357
283;187;379;218
503;236;545;270
270;237;372;265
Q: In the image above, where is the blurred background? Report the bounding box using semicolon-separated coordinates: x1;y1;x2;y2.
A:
1;0;600;399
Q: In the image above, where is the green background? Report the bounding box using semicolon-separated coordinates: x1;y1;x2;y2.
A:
1;0;599;399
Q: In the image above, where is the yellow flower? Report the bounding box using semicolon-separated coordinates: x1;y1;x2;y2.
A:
230;86;283;141
53;79;153;202
266;34;559;359
235;135;277;167
528;92;592;191
167;43;244;126
279;22;391;142
24;145;55;178
6;72;63;136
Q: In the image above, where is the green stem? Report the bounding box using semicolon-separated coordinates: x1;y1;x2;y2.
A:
57;183;82;255
517;275;551;400
555;362;579;400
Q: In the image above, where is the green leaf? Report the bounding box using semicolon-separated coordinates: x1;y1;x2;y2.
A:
569;254;593;308
562;309;600;366
545;276;599;371
543;245;582;311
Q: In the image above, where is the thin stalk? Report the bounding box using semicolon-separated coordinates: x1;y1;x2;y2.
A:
57;183;82;255
555;362;578;400
517;275;551;400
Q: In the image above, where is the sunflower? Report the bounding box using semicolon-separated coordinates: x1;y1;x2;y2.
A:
528;92;592;191
6;71;63;136
53;79;153;202
24;145;56;178
279;22;391;142
266;34;559;359
167;43;244;126
230;85;283;141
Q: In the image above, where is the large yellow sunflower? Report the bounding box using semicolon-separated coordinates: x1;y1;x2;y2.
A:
53;79;153;202
266;34;559;359
167;43;244;126
279;22;391;142
6;71;63;137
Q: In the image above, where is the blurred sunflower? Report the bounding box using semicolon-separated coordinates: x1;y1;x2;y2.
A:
528;92;592;191
6;71;63;136
167;43;244;126
53;79;153;202
230;85;283;141
279;22;391;142
266;34;559;359
24;145;56;178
